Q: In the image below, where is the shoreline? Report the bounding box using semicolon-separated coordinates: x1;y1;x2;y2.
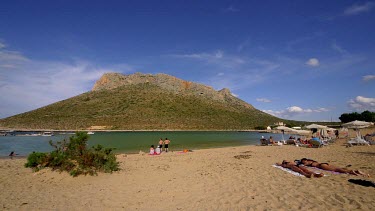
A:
0;128;268;132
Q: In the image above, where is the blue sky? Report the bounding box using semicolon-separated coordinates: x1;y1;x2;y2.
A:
0;0;374;121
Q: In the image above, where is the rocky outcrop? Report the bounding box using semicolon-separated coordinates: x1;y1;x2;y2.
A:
92;72;254;109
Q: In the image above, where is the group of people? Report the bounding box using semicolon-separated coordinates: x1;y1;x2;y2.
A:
260;136;279;145
260;135;326;147
276;158;370;178
150;138;171;155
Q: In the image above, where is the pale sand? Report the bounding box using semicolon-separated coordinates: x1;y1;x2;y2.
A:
1;137;375;210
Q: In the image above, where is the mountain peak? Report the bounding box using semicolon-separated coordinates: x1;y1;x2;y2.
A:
91;72;248;107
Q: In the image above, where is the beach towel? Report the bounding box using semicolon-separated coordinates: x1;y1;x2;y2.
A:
272;165;327;177
176;149;193;154
272;164;304;177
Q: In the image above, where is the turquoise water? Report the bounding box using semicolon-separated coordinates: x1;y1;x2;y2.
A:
0;131;286;156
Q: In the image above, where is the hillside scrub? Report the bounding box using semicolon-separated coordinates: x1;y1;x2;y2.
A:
25;132;120;177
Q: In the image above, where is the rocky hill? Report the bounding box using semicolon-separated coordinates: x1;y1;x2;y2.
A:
0;72;288;130
92;72;254;109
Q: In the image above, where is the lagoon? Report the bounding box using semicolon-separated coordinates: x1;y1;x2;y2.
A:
0;131;286;156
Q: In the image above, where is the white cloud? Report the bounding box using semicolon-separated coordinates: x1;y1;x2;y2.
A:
170;50;283;92
0;43;30;71
171;50;224;60
285;33;321;51
363;75;375;81
306;58;320;67
0;64;17;69
344;2;375;16
331;41;348;55
0;43;135;118
263;106;330;118
224;5;239;12
0;61;110;118
169;50;247;71
0;51;29;62
215;50;223;58
256;98;271;103
348;96;375;111
237;39;250;52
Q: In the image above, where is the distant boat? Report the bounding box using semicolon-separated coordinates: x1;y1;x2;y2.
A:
59;132;75;135
41;132;54;136
87;131;95;135
17;133;42;136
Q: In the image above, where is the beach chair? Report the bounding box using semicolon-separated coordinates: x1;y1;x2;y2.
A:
347;136;370;146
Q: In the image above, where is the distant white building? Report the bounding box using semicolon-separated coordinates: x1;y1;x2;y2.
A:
266;126;272;131
274;122;285;126
292;126;301;130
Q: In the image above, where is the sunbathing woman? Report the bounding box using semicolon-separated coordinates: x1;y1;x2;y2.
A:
276;160;324;178
298;158;370;177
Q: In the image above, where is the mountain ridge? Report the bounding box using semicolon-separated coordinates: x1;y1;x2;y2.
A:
92;72;254;109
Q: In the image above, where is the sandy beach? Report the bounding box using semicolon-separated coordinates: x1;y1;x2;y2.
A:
1;135;375;210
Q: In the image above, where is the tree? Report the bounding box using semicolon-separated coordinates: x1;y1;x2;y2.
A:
339;110;375;123
361;110;375;122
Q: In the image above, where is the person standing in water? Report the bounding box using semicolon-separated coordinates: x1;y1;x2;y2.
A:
164;138;170;152
158;138;164;152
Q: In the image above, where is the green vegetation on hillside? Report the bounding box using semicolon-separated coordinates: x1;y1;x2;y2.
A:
0;83;298;130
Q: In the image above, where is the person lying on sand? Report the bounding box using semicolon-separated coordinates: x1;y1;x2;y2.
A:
276;160;324;178
297;158;370;177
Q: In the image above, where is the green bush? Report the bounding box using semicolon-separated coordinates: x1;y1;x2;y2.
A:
24;152;48;170
25;132;120;176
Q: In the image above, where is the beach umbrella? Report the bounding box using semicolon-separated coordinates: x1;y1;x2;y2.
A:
342;120;374;139
276;126;295;131
342;120;374;129
305;124;328;129
305;124;328;138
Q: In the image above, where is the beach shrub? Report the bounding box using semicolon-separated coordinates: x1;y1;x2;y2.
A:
24;152;48;170
24;132;120;176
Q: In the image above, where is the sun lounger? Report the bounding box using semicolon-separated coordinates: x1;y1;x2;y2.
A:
347;136;370;146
